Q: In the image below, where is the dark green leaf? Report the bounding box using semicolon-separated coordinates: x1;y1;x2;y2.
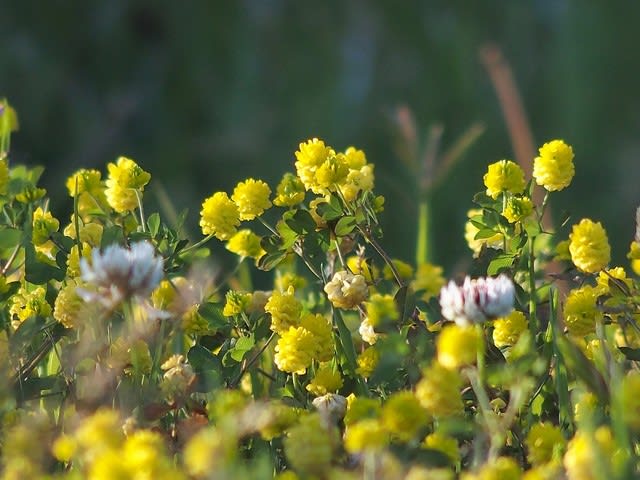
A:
101;225;124;248
619;347;640;361
188;345;223;393
257;250;287;271
334;216;357;237
230;335;255;362
487;253;516;275
284;209;316;235
0;228;21;249
25;244;64;283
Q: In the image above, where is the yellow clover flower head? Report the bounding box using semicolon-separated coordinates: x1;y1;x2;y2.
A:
628;241;640;275
381;390;429;442
231;178;272;220
365;293;398;327
503;196;534;223
66;242;92;278
222;290;252;317
306;364;343;396
622;371;640;431
344;418;388;453
314;153;349;192
265;286;302;334
324;270;368;309
32;207;59;246
273;172;305;207
284;413;336;476
356;346;380;378
437;324;481;369
199;191;240;240
53;282;85;329
474;456;522;480
483;159;526;199
564;426;616;480
525;423;566;466
415;362;463;417
9;286;52;330
423;432;460;465
300;312;335;362
294;138;334;193
105;156;151;213
411;262;446;301
64;218;103;247
569;218;611;273
533;139;575;191
225;229;265;260
493;310;528;348
563;285;602;337
274;326;316;374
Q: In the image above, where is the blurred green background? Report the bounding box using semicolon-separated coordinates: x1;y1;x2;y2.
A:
1;1;638;271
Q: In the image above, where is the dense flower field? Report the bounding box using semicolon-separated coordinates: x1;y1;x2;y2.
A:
0;98;640;479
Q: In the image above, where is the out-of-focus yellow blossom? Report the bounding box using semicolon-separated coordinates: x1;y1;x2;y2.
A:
573;391;599;425
627;241;640;275
344;396;381;425
52;433;77;462
274;326;316;374
200;191;240;240
364;293;398;327
483;160;526;199
160;354;195;401
346;256;379;283
533;140;575;192
0;157;8;195
415;362;463;417
383;259;414;282
381;391;429;441
437;324;481;369
356;346;379;378
222;290;252;317
183;426;236;477
622;371;640;431
275;472;300;480
423;432;460;465
273;172;305;207
225;229;265;260
75;408;124;460
66;242;92;277
9;286;51;329
32;206;59;245
324;270;368;309
344;418;388;452
122;430;185;480
468;456;522;480
301;312;334;362
465;209;503;257
258;401;298;441
2;414;51;478
522;462;564;480
295;138;334;193
503;196;534;223
105;156;151;212
64;218;103;246
306;364;343;396
525;423;566;466
412;262;446;301
284;413;336;476
275;271;307;292
265;287;302;334
54;282;85;328
564;426;617;480
569;218;611;273
493;310;528;348
406;467;455;480
563;286;602;337
554;239;572;261
231;178;272;220
151;279;177;310
596;267;631;296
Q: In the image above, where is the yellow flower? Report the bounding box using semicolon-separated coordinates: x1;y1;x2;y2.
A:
52;434;77;462
344;419;388;453
533;139;575;191
622;371;640;431
183;427;235;476
273;172;305;207
554;239;572;261
324;270;368;309
66;242;92;278
483;159;526;199
105;156;151;212
525;423;566;466
274;326;317;374
356;346;379;378
315;153;349;192
381;391;429;441
569;218;610;273
306;364;343;396
66;168;108;217
346;256;379;283
628;241;640;275
231;178;272;220
564;426;616;480
364;293;398;327
9;286;52;329
284;413;336;475
563;286;602;337
274;271;307;292
465;209;503;257
342;163;375;202
503;196;534;223
383;259;414;282
423;432;460;464
63;218;103;246
200;191;240;240
122;430;183;480
596;267;631;296
294;138;334;193
415;362;463;417
0;157;8;195
258;401;298;441
75;409;124;459
32;207;59;245
412;262;446;301
474;456;522;480
225;229;265;259
493;310;528;348
437;324;481;369
54;282;85;328
222;290;252;317
265;286;302;334
301;312;334;362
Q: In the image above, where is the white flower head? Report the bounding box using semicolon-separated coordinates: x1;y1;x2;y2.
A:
79;241;164;306
312;393;347;425
439;274;515;326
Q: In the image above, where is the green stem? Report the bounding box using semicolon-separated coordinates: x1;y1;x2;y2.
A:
257;216;278;236
416;199;431;265
359;226;403;287
528;235;538;337
180;233;215;255
134;189;146;233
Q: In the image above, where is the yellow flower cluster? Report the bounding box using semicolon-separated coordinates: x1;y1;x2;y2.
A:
365;293;398;327
273;172;305;207
503;196;534;223
493;310;528;348
415;362;463;417
533;139;575;191
306;363;343;396
569;218;611;273
381;391;429;441
265;286;302;334
483;159;526;199
284;413;336;476
105;156;151;213
231;178;272;220
563;426;617;480
9;285;51;329
424;432;460;465
66;168;108;218
274;313;334;374
437;324;481;369
356;346;380;377
200;192;240;240
32;206;59;246
53;282;85;328
344;418;388;452
225;228;265;260
563;285;602;337
411;262;446;301
525;423;565;466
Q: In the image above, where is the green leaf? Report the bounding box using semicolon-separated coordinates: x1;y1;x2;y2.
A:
487;253;516;275
619;347;640;361
230;335;255;362
474;228;500;240
25;244;64;284
333;310;358;375
147;213;161;236
187;345;223;393
316;195;343;221
283;209;316;235
257;250;287;271
334;216;357;237
101;225;125;248
0;228;21;249
275;220;298;249
394;286;416;324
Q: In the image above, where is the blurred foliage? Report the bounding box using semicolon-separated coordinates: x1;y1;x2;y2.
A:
1;0;638;271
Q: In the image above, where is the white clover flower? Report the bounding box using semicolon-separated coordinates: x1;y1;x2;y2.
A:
79;241;164;306
358;317;379;345
324;270;368;309
439;274;515;326
312;393;347;425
